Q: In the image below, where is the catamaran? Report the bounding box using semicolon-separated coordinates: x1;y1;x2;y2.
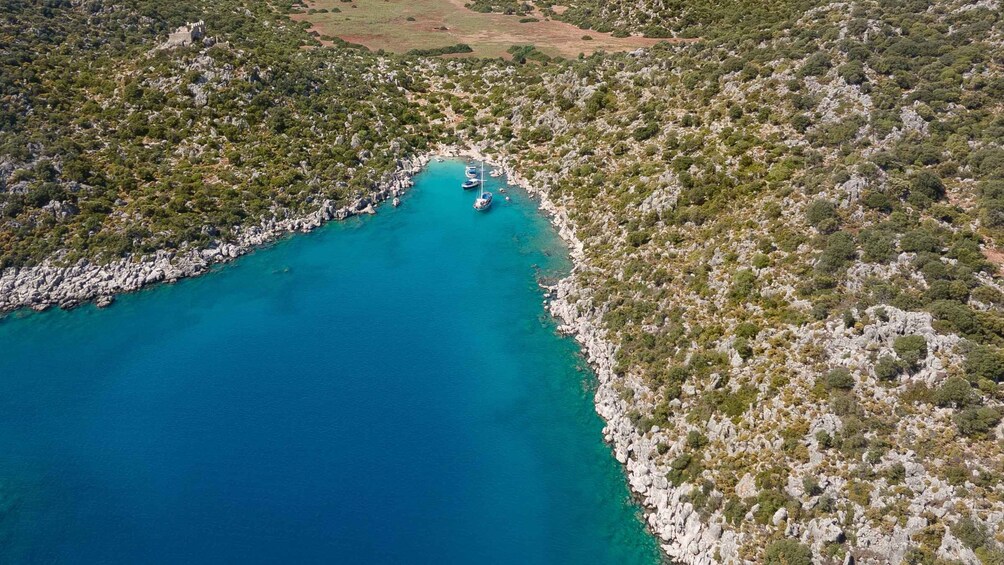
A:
473;161;493;211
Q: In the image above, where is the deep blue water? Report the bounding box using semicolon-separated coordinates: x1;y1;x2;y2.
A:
0;160;660;564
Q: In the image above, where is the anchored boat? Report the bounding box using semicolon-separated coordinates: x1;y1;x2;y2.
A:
473;161;493;212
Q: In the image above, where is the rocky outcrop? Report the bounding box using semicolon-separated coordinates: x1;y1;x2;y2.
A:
0;155;427;314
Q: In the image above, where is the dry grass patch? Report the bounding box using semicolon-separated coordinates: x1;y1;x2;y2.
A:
293;0;685;58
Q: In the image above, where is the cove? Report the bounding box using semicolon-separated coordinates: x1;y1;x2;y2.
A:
0;160;660;564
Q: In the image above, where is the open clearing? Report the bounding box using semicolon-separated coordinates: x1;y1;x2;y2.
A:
293;0;683;58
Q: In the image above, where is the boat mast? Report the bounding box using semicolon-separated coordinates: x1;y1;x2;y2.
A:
480;160;485;197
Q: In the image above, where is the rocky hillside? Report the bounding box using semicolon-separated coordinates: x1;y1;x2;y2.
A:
419;0;1004;561
0;0;435;272
4;0;1004;563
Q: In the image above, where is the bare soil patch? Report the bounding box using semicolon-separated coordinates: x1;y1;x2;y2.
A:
292;0;694;58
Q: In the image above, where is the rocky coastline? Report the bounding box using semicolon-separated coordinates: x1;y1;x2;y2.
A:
3;142;707;559
457;147;997;565
0;155;429;315
451;145;716;563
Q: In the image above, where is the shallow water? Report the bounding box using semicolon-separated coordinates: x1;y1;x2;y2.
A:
0;160;660;564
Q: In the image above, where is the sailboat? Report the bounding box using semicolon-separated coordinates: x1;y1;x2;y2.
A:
473;161;493;211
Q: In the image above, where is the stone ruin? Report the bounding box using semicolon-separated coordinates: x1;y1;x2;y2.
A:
164;21;206;48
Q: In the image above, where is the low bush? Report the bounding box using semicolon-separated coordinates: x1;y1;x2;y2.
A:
764;539;813;565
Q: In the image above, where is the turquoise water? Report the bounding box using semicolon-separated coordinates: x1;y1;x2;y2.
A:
0;160;660;564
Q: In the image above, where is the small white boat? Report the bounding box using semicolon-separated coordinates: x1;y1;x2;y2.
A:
474;191;493;211
499;188;506;193
436;157;444;162
473;162;492;211
392;197;401;207
489;169;502;177
461;178;480;190
465;166;478;178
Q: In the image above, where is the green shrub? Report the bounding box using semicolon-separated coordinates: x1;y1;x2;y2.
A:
839;61;867;85
730;269;757;301
929;300;979;335
955;407;1002;437
935;377;975;408
910;171;946;202
736;322;760;339
816;232;857;274
886;462;906;484
874;355;904;382
404;43;473;57
716;385;758;419
666;452;703;486
900;229;942;253
723;496;748;525
825;368;855;390
860;228;896;263
799;52;832;77
632;122;660;142
965;346;1004;383
952;516;988;550
816;430;833;449
764;539;813;565
791;113;811;132
735;337;753;360
802;475;822;496
687;430;708;449
806;199;839;232
893;335;927;371
754;489;789;524
862;191;893;212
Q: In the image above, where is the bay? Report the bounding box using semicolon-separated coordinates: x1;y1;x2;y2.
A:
0;160;660;564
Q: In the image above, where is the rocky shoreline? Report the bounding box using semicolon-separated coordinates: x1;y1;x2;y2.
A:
460;149;995;565
3;143;708;559
0;155;429;315
452;146;717;563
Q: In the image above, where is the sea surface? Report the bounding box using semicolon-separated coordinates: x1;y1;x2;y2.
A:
0;160;660;564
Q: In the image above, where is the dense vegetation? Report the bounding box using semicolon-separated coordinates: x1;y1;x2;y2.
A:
0;0;436;268
405;43;474;57
419;0;1004;561
4;0;1004;562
